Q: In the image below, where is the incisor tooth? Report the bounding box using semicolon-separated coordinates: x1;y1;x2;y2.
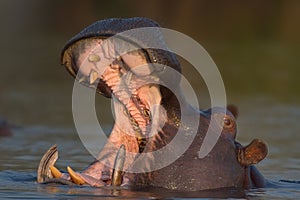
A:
50;165;62;178
89;70;98;84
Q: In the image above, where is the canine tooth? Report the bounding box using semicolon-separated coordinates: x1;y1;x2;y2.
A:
111;144;126;186
89;70;98;84
67;166;85;185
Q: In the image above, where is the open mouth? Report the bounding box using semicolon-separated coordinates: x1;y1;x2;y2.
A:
62;37;163;153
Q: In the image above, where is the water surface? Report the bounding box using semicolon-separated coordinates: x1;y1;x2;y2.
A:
1;96;300;199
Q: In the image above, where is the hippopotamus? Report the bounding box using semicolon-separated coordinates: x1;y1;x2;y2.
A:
37;17;268;191
0;118;12;137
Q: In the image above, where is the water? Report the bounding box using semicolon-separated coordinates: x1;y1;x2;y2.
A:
0;97;300;199
1;37;300;198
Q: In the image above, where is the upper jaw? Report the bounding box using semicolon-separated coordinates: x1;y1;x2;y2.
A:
65;37;166;147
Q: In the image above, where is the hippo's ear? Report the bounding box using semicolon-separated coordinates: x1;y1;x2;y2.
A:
237;139;268;166
227;104;238;119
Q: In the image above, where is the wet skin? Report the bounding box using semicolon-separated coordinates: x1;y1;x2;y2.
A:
37;17;268;191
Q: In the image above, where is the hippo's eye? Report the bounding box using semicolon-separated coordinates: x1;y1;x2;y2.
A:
223;116;233;128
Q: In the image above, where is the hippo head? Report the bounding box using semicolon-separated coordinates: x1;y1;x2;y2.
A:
61;18;184;152
37;17;268;191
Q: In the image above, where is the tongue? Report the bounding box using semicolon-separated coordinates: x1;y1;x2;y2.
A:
137;85;161;109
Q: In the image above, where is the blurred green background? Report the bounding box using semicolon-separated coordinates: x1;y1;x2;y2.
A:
0;0;299;128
